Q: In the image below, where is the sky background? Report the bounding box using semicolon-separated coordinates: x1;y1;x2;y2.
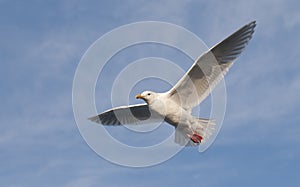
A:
1;0;300;186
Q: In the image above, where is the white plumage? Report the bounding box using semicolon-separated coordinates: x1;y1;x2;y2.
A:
89;21;256;146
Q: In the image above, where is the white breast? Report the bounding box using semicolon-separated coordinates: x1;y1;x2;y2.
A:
149;94;190;126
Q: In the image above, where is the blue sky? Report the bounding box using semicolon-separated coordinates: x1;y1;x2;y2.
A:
1;0;300;186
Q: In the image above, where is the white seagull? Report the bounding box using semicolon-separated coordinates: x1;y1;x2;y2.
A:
89;21;256;146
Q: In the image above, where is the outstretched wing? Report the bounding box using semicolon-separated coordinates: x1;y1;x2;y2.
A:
88;103;163;125
167;21;256;111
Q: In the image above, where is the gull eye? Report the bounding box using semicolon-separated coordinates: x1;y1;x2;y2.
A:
147;93;151;96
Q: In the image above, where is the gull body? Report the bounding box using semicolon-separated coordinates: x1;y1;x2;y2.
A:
89;21;257;146
136;91;192;127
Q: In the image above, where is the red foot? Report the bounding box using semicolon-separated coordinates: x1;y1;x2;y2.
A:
188;131;203;144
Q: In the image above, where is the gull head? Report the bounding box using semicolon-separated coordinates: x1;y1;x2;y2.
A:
135;91;157;103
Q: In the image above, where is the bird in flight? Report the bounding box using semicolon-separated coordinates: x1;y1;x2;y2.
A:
89;21;256;146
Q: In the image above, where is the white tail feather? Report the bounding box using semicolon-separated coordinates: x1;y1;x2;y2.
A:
193;118;215;142
175;118;215;146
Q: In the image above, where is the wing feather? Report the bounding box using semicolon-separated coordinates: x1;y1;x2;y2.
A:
88;103;163;125
167;21;256;110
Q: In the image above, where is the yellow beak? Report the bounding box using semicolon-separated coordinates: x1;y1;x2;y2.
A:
135;94;143;99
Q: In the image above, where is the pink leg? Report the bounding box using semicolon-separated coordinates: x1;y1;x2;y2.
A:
188;131;203;143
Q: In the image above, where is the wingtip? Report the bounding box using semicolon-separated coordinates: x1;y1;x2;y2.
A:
87;115;99;122
210;20;257;64
87;116;93;120
249;20;256;25
246;21;257;41
247;20;257;30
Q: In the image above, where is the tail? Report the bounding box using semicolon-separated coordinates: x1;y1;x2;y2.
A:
193;118;215;142
175;118;215;146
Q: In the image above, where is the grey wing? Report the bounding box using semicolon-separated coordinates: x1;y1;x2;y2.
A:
88;103;163;125
167;21;256;110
